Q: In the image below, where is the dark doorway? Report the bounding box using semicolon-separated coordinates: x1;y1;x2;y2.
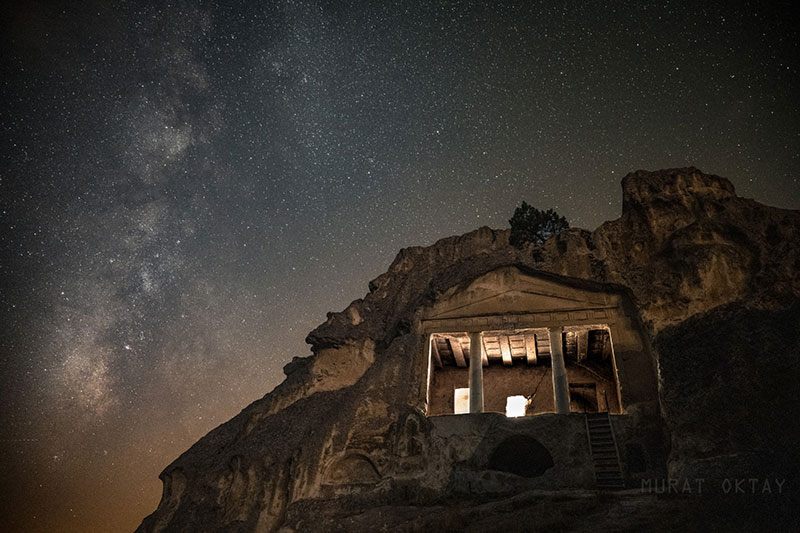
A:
487;435;554;478
569;382;598;413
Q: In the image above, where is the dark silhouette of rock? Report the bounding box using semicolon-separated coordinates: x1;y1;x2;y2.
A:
137;168;799;532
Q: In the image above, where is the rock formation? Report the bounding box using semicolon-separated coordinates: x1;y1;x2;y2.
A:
137;168;799;532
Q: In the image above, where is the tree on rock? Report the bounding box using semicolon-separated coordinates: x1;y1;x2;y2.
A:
508;202;569;247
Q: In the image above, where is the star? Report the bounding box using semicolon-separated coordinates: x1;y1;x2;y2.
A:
0;2;797;531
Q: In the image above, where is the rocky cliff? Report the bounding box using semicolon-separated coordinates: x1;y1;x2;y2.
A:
137;168;800;532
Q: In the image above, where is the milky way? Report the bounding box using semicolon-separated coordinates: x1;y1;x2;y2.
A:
1;2;798;531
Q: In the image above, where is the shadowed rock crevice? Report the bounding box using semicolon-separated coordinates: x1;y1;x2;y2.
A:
655;301;800;481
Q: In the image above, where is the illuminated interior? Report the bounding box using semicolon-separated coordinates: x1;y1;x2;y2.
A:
425;326;622;417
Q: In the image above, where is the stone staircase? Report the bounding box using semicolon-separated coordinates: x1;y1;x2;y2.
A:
585;412;624;489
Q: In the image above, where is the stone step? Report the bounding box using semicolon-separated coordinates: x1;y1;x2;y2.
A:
593;455;618;461
591;448;617;455
585;413;623;490
592;454;618;460
593;460;619;467
596;469;622;480
592;451;617;458
594;465;620;472
592;458;618;465
597;483;626;490
594;466;622;472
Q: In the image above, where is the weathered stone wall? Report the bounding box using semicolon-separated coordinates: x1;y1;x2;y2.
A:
431;413;595;491
427;365;469;415
481;365;554;415
428;365;556;416
137;168;800;532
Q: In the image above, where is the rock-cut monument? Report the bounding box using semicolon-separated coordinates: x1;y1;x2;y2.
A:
138;167;799;532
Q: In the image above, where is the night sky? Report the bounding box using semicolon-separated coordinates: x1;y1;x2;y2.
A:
1;1;798;531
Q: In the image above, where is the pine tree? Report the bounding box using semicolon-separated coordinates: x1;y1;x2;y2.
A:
508;202;569;247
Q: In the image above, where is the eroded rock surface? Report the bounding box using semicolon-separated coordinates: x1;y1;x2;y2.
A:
137;168;800;532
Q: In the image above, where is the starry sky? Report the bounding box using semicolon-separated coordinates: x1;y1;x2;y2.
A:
1;1;798;531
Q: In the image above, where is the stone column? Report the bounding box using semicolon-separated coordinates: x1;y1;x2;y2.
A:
468;332;484;413
549;326;570;414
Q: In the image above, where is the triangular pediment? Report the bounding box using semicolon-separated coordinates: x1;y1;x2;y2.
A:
427;266;617;320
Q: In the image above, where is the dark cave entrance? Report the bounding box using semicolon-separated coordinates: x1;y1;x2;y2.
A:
487;435;554;478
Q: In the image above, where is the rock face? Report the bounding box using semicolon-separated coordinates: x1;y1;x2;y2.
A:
137;168;800;532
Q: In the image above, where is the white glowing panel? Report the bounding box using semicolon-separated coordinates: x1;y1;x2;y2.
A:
506;395;527;417
454;388;470;414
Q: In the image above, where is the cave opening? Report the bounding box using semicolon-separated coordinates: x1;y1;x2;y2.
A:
487;435;554;477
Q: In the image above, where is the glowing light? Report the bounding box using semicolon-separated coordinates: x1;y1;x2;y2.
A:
506;395;527;417
454;388;469;414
